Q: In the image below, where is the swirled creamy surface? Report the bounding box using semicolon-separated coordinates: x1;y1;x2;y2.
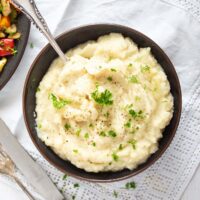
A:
36;33;173;172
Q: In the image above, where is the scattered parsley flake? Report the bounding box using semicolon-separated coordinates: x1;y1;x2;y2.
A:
50;93;72;109
73;149;78;153
76;129;81;137
135;96;141;101
91;88;113;106
64;123;71;130
141;65;150;73
30;42;34;48
37;123;42;129
124;120;131;128
84;133;89;139
109;56;113;61
129;75;139;83
104;111;110;118
73;183;79;188
89;123;93;128
92;142;96;147
125;181;136;189
129;109;137;118
112;153;119;161
128;63;133;68
119;144;123;150
129;109;145;119
98;66;102;69
62;174;68;180
128;140;137;149
110;68;117;72
100;131;106;137
59;189;64;194
153;87;157;92
124;104;133;110
108;130;117;137
113;190;118;198
36;87;40;92
107;76;113;81
130;129;136;134
72;195;76;200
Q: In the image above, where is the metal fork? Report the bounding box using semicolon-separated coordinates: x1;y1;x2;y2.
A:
0;145;35;200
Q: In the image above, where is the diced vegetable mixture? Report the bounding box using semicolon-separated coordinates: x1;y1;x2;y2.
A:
0;0;21;72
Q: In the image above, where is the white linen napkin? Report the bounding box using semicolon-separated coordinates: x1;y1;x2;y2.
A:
0;0;200;200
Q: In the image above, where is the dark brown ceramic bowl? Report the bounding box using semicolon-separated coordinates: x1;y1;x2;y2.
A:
0;13;30;90
23;24;182;182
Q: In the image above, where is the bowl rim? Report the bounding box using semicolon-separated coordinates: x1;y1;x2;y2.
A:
23;23;182;182
0;15;31;90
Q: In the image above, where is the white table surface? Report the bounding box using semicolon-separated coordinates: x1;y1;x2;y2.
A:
0;164;200;200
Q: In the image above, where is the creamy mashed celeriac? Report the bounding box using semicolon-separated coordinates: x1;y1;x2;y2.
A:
36;33;173;172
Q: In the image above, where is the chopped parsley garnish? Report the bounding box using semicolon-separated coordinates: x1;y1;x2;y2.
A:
64;123;71;130
135;96;141;101
129;75;139;83
128;140;137;149
84;133;89;139
107;76;113;81
98;66;102;69
73;183;79;188
129;109;137;118
91;88;113;106
141;65;150;73
92;142;96;147
104;111;110;118
59;188;64;194
128;63;133;68
112;153;119;161
73;149;78;153
37;123;42;129
30;42;34;48
124;120;131;128
124;104;133;110
119;144;123;150
50;93;71;109
62;174;68;180
129;109;145;119
72;195;76;200
89;123;93;128
108;130;117;137
130;129;136;134
113;190;118;198
125;181;136;189
100;131;106;137
76;129;81;137
110;68;117;72
36;87;40;92
108;56;113;61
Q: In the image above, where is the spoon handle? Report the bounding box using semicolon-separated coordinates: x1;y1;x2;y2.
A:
11;0;68;63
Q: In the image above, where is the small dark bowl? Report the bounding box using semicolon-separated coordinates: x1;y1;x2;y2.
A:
0;13;30;90
23;24;182;182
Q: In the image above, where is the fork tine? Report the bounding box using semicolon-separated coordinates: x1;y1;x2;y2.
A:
0;145;9;158
0;152;7;161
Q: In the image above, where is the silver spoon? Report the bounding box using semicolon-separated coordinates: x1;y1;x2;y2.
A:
11;0;68;64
